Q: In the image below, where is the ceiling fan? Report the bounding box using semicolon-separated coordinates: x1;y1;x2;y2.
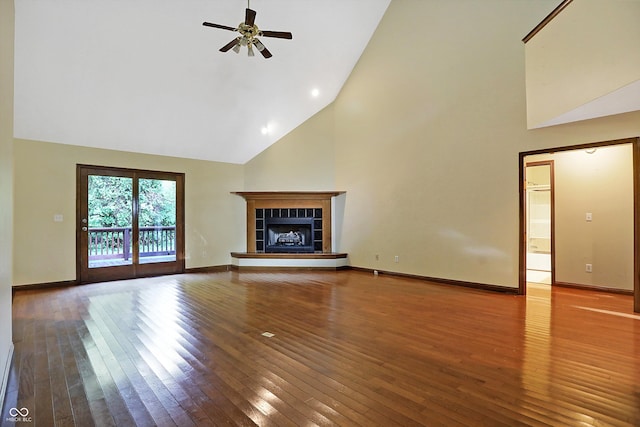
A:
202;2;293;59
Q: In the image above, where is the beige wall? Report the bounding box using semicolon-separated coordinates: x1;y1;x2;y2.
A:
0;0;14;402
525;0;640;128
244;104;336;191
527;145;634;290
13;139;246;285
266;0;640;289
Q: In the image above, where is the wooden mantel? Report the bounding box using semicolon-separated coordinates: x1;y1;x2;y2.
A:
233;191;345;253
232;191;345;200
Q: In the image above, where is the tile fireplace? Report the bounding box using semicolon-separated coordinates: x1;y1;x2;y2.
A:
232;191;345;254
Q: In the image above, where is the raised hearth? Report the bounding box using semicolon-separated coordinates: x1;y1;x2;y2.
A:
230;251;349;269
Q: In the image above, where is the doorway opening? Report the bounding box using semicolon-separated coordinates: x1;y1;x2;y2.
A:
525;161;553;286
518;137;640;315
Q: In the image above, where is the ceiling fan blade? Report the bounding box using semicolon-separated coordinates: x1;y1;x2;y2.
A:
202;22;237;32
260;30;293;40
220;37;240;52
253;38;272;59
245;8;257;26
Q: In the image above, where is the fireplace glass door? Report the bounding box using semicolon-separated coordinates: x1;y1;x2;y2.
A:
256;208;323;253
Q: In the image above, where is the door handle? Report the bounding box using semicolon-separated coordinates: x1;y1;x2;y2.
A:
82;227;88;232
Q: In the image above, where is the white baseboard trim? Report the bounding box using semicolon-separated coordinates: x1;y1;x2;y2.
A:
232;256;349;269
230;252;349;269
0;343;14;417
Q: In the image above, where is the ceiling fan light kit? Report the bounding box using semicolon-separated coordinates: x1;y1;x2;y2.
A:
202;3;293;59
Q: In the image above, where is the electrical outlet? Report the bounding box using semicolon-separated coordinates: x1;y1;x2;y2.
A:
586;263;592;273
394;255;399;263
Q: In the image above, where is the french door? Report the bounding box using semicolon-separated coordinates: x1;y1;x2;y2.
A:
77;165;184;283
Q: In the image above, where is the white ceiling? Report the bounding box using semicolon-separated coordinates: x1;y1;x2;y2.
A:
13;0;391;164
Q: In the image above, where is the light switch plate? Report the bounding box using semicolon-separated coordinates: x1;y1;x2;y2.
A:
53;214;63;222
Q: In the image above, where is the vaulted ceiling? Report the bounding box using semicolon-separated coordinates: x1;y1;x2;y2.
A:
13;0;391;164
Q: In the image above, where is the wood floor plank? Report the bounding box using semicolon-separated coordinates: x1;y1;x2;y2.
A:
3;271;640;426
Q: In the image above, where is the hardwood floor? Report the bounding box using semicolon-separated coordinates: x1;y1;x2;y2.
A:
2;271;639;426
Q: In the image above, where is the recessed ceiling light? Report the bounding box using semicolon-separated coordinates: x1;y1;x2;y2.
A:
260;121;279;135
261;122;277;135
311;88;320;98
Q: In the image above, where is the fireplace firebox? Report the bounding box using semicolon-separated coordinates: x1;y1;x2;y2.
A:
264;217;314;253
256;207;323;253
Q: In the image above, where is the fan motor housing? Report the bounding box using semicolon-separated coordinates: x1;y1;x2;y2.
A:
238;23;259;39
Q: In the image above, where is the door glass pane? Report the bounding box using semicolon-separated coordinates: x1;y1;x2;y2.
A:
88;175;133;268
138;178;177;264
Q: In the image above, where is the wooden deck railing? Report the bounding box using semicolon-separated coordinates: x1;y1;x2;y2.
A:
89;226;176;260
